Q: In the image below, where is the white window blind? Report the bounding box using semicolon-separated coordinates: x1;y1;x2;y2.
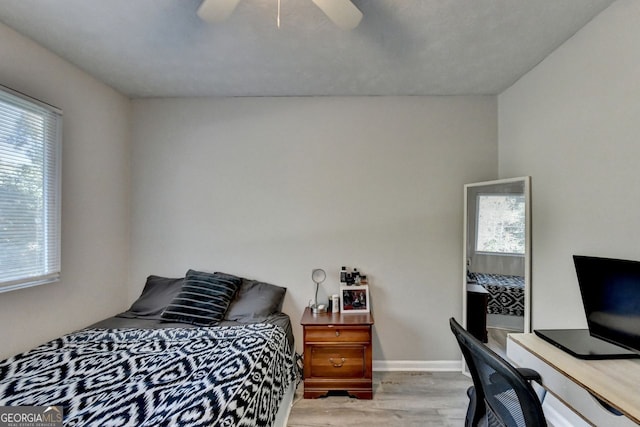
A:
0;85;62;292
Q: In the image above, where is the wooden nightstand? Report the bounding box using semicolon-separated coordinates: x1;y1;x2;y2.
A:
300;307;374;399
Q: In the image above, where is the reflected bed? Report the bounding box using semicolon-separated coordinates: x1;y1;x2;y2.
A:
469;272;524;317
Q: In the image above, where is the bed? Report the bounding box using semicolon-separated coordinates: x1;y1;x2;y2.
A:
468;272;524;317
0;270;297;427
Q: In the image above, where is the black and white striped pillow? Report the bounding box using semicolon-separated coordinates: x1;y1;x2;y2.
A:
161;270;241;326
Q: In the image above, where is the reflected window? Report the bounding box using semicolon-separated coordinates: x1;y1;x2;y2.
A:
475;194;525;255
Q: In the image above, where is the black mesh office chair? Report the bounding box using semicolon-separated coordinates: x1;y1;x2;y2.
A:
450;317;547;427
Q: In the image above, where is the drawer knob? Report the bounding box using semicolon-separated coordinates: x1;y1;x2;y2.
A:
329;357;346;368
335;331;340;337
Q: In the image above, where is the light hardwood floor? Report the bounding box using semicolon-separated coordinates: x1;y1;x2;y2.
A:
287;371;472;426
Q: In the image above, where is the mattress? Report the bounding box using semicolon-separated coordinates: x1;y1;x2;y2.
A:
0;316;295;427
89;311;295;352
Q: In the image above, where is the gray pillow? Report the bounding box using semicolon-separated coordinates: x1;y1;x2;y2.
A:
223;276;287;321
161;270;242;326
122;275;184;319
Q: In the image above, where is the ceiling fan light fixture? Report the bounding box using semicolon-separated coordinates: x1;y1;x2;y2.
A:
197;0;241;23
311;0;363;30
197;0;362;30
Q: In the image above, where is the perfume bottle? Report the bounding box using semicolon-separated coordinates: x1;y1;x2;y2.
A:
353;268;360;285
340;266;347;285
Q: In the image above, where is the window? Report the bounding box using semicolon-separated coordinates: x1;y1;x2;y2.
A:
475;193;525;255
0;86;62;292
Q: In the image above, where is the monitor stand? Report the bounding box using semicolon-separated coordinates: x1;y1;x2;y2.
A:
534;329;640;360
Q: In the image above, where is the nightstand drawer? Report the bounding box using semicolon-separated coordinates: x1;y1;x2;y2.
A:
310;346;365;378
305;326;370;343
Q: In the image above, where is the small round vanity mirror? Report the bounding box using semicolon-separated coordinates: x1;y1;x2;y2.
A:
312;268;326;286
311;269;327;314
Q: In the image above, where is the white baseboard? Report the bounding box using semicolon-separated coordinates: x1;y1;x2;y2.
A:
373;360;462;372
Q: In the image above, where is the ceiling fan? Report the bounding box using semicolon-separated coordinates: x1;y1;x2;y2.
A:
197;0;363;30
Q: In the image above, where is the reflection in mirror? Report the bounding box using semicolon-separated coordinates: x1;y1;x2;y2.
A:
463;177;531;358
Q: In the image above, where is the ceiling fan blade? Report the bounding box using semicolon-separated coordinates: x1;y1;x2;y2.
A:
197;0;241;23
311;0;363;30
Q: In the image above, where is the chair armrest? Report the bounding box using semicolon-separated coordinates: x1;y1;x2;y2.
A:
516;367;541;383
517;367;547;403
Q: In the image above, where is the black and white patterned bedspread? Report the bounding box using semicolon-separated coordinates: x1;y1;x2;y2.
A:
0;323;294;427
470;273;524;317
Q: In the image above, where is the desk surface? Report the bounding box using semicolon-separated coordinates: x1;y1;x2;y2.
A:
509;333;640;424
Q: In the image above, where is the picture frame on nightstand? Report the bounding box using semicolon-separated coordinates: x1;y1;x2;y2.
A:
340;285;370;313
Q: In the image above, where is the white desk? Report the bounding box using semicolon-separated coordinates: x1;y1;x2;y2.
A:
507;333;640;426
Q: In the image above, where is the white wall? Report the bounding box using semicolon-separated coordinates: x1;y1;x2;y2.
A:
2;0;633;365
498;0;640;329
131;96;497;361
0;23;131;359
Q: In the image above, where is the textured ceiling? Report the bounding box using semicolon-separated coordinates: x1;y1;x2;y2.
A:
0;0;615;98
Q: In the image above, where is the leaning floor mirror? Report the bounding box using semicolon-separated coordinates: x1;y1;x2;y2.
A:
462;176;531;358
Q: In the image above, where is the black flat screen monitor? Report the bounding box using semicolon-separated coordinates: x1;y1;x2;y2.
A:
574;255;640;355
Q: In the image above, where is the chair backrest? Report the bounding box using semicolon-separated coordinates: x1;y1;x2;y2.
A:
450;317;546;427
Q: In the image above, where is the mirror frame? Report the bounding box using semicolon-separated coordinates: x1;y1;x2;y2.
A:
462;176;531;342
